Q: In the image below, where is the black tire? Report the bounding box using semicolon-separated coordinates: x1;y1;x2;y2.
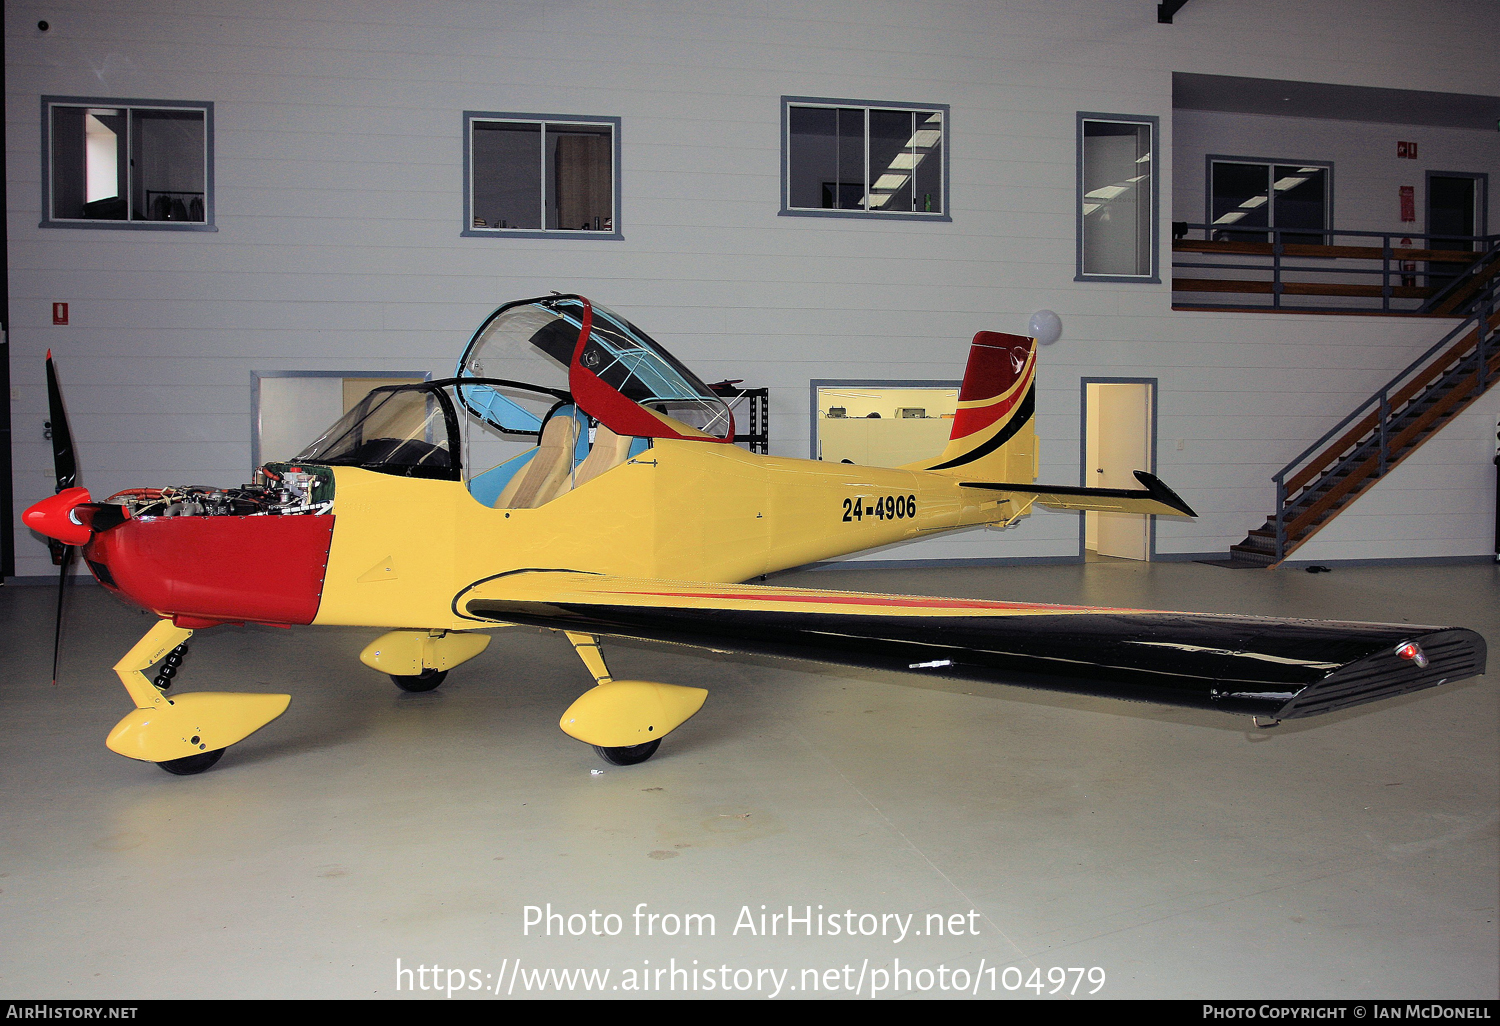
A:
391;669;447;693
156;748;224;775
592;739;661;766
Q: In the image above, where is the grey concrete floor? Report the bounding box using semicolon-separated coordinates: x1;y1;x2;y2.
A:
0;561;1495;1000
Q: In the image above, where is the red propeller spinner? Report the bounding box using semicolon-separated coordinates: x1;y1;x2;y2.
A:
22;486;94;546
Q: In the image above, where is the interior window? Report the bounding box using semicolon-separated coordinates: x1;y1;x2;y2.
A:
1078;115;1156;279
254;373;427;469
46;100;210;226
1210;160;1329;245
815;384;959;467
784;99;947;217
467;115;617;235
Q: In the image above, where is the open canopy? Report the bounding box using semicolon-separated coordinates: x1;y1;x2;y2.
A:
454;294;734;443
286;296;735;484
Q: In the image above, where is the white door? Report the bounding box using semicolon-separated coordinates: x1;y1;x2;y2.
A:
1086;382;1152;560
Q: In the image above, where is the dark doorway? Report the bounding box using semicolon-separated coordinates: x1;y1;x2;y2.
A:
1426;171;1488;293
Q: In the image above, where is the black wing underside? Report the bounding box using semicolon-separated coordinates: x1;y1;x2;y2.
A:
460;573;1487;722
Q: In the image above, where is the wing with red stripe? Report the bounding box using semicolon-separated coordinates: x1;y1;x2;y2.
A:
455;571;1484;722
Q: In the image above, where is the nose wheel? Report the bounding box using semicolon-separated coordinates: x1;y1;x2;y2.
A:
107;619;291;776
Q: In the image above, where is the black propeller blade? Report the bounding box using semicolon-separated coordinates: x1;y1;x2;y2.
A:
45;351;79;685
52;543;75;686
46;351;77;491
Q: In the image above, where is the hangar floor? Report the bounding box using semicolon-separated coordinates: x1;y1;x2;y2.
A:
1;560;1495;1000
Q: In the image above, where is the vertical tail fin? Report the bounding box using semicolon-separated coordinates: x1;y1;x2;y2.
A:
904;331;1038;481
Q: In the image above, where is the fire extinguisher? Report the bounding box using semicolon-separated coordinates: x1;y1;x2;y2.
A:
1400;237;1416;288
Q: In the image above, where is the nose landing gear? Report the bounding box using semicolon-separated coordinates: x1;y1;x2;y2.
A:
105;619;290;775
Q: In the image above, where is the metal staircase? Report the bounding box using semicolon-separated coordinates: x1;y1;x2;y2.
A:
1229;272;1499;566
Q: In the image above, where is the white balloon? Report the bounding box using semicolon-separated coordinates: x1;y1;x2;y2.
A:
1029;309;1062;345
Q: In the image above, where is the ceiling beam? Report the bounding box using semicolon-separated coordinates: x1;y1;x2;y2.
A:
1158;0;1191;23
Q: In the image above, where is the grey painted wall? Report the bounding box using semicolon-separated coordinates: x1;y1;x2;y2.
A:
6;0;1499;577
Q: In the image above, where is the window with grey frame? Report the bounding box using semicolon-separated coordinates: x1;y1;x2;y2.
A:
465;114;618;236
783;99;947;217
43;98;211;228
1077;114;1157;281
1209;158;1330;245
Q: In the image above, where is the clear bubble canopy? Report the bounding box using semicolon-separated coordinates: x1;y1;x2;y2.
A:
455;294;733;442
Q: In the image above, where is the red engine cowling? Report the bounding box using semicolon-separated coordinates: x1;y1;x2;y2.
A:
83;515;335;626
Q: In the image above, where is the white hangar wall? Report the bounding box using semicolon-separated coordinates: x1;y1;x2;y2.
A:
6;0;1498;578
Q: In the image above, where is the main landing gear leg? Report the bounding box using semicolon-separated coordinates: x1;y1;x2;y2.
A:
104;619;290;775
559;632;706;766
565;632;657;765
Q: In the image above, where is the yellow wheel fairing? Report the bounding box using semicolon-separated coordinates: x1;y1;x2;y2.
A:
359;630;492;676
558;680;708;748
106;617;292;763
107;692;291;763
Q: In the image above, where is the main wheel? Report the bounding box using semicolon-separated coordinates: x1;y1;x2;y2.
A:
592;739;661;766
156;748;224;775
391;669;447;693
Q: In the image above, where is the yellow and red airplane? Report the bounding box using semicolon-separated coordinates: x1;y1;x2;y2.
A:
23;294;1487;775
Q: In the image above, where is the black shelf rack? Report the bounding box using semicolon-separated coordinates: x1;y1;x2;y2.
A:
708;383;769;454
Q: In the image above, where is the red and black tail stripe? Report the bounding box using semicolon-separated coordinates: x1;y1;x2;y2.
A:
928;384;1034;471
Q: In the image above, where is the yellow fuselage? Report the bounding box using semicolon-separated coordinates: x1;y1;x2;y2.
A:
313;440;1006;630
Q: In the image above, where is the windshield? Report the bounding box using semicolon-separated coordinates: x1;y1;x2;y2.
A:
294;384;461;480
456;294;733;442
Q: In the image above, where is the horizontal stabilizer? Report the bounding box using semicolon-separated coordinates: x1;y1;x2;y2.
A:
961;470;1197;518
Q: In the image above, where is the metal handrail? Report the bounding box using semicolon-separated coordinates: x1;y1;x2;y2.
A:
1171;224;1500;315
1423;245;1500;314
1268;273;1499;558
1176;224;1500;242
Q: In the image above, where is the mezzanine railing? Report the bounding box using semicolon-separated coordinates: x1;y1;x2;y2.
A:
1171;223;1500;317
